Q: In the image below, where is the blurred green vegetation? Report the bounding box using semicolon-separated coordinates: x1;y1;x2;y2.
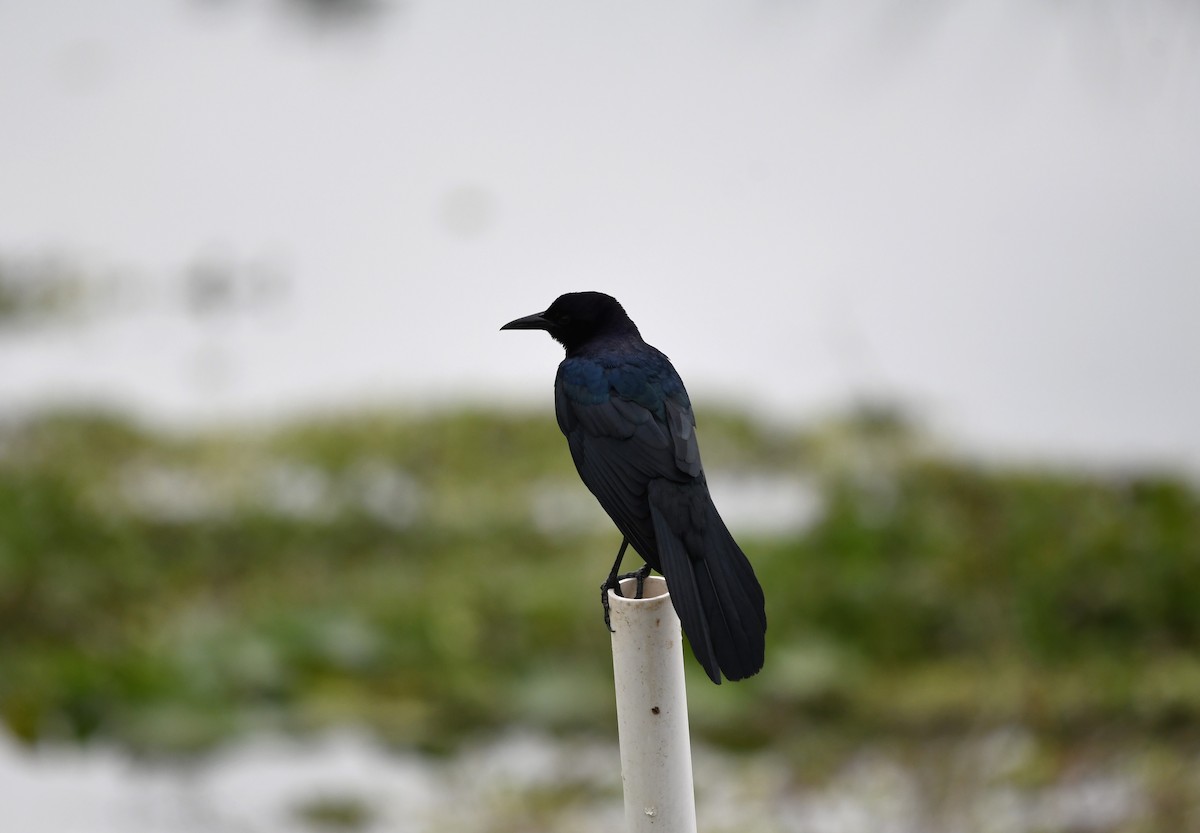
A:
1;406;1198;755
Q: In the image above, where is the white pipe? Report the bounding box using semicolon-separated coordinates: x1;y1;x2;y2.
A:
608;575;698;833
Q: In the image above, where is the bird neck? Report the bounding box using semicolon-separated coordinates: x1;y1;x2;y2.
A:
564;327;645;359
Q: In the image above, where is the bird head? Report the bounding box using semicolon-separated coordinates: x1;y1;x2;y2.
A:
501;291;639;353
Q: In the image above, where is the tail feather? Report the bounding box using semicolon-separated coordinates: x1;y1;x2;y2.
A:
694;508;766;680
650;502;722;683
649;496;767;683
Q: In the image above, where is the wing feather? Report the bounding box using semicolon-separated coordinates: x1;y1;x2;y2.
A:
555;356;696;565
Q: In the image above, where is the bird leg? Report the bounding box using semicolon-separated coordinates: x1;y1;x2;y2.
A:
601;538;630;632
601;539;654;632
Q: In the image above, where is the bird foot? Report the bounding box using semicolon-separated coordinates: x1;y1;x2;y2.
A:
600;564;654;632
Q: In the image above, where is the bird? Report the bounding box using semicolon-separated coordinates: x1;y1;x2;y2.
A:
501;291;766;683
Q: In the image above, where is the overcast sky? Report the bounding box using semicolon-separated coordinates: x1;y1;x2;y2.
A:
1;0;1198;467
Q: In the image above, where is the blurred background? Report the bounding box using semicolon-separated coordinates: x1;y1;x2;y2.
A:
2;1;1199;831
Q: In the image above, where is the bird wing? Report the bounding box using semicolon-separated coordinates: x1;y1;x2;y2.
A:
554;353;701;560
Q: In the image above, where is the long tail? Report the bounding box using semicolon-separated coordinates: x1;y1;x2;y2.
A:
649;493;767;684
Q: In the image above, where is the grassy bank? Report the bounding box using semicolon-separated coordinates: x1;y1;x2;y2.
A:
1;406;1198;756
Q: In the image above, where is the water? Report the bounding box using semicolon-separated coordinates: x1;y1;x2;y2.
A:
2;1;1198;468
0;727;1151;833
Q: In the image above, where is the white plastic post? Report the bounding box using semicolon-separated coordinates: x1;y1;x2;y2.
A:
608;575;698;833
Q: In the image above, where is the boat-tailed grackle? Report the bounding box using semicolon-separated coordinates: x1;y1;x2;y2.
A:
502;291;766;683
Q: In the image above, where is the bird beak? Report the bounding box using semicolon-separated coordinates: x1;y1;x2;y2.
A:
500;311;551;331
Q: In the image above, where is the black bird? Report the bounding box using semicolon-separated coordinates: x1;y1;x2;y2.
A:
502;291;766;683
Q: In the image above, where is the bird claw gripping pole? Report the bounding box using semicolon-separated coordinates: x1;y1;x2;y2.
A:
601;538;653;632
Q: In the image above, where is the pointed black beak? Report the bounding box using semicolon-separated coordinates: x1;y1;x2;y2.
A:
501;311;551;331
